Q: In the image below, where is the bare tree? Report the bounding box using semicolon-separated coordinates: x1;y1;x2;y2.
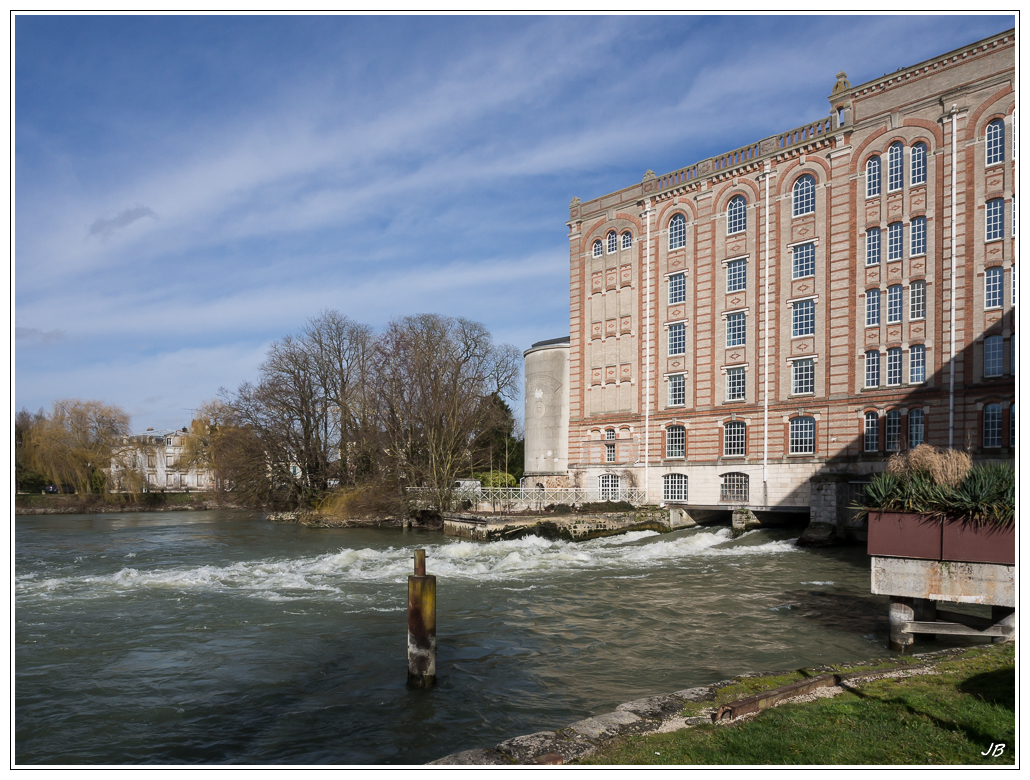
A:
378;314;521;510
23;400;134;494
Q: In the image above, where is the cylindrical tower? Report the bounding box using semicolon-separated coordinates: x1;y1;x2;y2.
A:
523;337;570;488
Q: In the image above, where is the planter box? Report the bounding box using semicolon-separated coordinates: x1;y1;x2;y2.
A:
868;511;1015;565
942;519;1015;565
867;512;942;560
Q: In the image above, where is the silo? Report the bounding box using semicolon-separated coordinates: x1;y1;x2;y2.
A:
523;336;570;488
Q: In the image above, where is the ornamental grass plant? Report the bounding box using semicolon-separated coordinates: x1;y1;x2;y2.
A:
854;447;1013;526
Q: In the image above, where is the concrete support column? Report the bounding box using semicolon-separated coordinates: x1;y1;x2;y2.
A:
889;596;915;653
991;606;1015;644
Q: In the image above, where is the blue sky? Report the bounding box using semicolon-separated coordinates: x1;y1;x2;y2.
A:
15;14;1014;430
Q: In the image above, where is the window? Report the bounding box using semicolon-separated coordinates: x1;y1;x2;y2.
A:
986;199;1004;241
606;231;617;254
888;143;903;192
789;417;815;454
885;410;901;452
887;348;902;386
909;408;925;448
888;222;902;261
599;473;620;500
983;404;1002;448
666;426;685;459
726;312;746;347
866;156;881;197
984;335;1004;377
866;227;881;266
726;367;745;401
721;472;748;503
605;428;616;440
727;195;746;234
592;240;602;258
621;231;632;250
985;267;1004;309
724;421;745;456
865;351;880;388
669;272;686;304
910;280;926;320
793;175;815;216
887;285;902;324
866;288;881;326
605;443;615;462
909;345;926;383
669;374;685;406
669;214;686;250
663;473;688;501
911;142;927;185
910;216;926;256
792;359;814;395
986;119;1005;165
792;242;815;279
669;323;686;356
793;299;815;337
727;258;746;292
864;411;879;452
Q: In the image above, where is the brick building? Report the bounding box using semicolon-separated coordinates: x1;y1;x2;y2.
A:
544;30;1015;531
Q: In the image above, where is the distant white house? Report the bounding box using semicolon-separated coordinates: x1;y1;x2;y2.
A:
109;427;214;492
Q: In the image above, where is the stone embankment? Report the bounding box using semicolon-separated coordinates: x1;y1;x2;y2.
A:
443;507;684;542
265;511;443;529
429;649;964;765
15;496;234;514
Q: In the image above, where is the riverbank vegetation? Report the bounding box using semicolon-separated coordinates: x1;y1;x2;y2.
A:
15;311;524;517
853;445;1014;525
579;643;1014;765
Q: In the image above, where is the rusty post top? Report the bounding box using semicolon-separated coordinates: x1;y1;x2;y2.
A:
414;549;426;576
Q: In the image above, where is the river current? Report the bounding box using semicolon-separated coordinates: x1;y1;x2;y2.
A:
17;510;898;764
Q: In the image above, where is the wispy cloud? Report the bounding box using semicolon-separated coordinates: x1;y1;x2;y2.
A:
88;205;157;238
15;326;66;346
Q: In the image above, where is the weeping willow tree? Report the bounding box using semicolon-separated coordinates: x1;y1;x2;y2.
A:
23;400;136;494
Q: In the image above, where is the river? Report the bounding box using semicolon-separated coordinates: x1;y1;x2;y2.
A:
17;510;899;764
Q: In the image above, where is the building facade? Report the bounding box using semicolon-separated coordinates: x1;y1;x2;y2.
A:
544;30;1015;523
109;427;215;492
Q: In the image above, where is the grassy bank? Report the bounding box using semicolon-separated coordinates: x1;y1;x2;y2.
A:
578;644;1014;765
14;492;226;514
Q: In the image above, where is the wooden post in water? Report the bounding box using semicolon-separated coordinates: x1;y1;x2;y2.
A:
407;549;436;687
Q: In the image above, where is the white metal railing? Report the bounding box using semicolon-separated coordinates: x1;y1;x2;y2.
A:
406;486;648;510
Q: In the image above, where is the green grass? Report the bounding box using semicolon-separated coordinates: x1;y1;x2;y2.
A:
579;644;1014;765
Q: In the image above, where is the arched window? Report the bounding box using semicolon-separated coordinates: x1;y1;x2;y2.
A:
987;119;1005;165
885;410;901;452
599;473;621;501
789;416;815;454
793;175;815;216
866;156;881;198
663;473;688;502
909;408;925;448
666;425;685;458
983;404;1002;448
606;231;617;254
727;195;746;234
888;143;903;191
724;421;746;456
721;472;749;503
911;143;927;185
864;411;879;452
621;231;632;249
668;214;686;250
592;239;602;258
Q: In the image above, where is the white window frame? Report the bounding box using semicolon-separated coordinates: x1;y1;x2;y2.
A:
864;411;879;452
666;426;686;459
669;214;686;250
789;416;815;454
793;175;815;217
866;227;881;266
727;195;746;235
866;288;881;327
887;285;902;324
792;358;815;395
668;374;685;406
886;348;902;386
910;280;926;320
986;119;1005;166
792;242;815;279
909;345;926;383
866;157;881;198
909;408;925;448
910;216;926;256
911;142;927;185
887;222;902;261
985;267;1004;309
726;366;745;401
888;143;903;192
726;258;746;293
663;473;688;502
726;311;746;347
865;351;880;388
668;322;686;356
986;198;1004;241
984;335;1004;377
724;421;746;456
